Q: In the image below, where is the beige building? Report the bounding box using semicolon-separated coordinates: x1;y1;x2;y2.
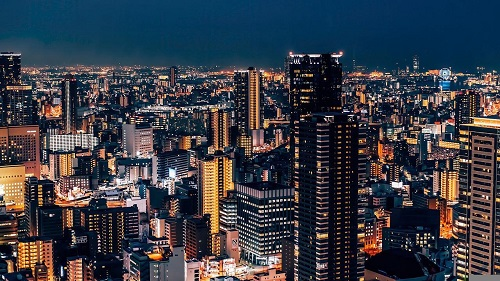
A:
0;165;26;211
433;169;458;201
18;237;54;281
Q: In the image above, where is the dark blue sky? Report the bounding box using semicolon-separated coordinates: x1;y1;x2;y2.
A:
1;0;498;71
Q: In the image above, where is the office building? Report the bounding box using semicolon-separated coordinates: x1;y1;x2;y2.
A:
17;237;54;281
208;108;231;151
198;153;233;252
0;165;25;212
37;206;64;239
0;52;21;88
122;123;154;157
0;52;22;126
0;125;40;177
288;53;343;189
456;117;500;276
295;113;358;281
45;133;99;152
81;204;139;255
24;177;55;237
185;215;211;260
152;149;190;184
236;182;293;265
454;90;480;139
66;256;93;281
4;85;35;126
0;212;18;246
61;74;78;134
219;191;237;232
381;208;439;251
234;67;264;146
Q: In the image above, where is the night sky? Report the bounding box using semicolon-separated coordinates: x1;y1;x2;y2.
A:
1;0;498;71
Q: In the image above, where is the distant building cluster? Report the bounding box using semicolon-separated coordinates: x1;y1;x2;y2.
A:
0;50;499;280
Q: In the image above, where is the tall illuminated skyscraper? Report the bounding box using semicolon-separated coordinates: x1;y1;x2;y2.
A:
170;66;177;87
294;113;358;281
234;67;264;146
4;85;35;126
455;117;500;277
208;108;231;151
0;52;22;126
288;53;343;187
198;153;234;254
0;52;21;87
454;90;480;139
61;74;78;134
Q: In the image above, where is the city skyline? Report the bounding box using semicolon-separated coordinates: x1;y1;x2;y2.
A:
1;0;499;71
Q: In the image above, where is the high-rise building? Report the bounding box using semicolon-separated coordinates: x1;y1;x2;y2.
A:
152;149;190;184
454;90;480;139
236;182;293;265
295;113;358;281
0;52;21;88
455;117;500;277
198;153;233;252
61;74;78;134
122;123;154;157
81;205;139;255
4;85;35;126
0;125;40;177
169;66;177;88
23;177;55;237
17;237;54;281
219;191;237;232
234;67;264;146
0;165;26;211
288;53;343;188
208;108;231;151
412;55;419;72
0;52;22;126
433;169;458;201
185;215;211;260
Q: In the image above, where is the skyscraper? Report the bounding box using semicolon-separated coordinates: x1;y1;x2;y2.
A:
4;85;35;126
198;153;234;253
208;108;231;152
23;177;55;237
236;182;293;265
81;204;139;255
234;67;264;146
454;90;480;139
170;66;177;87
288;53;343;187
455;117;500;277
0;52;22;126
61;74;78;134
0;52;21;88
294;113;358;281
